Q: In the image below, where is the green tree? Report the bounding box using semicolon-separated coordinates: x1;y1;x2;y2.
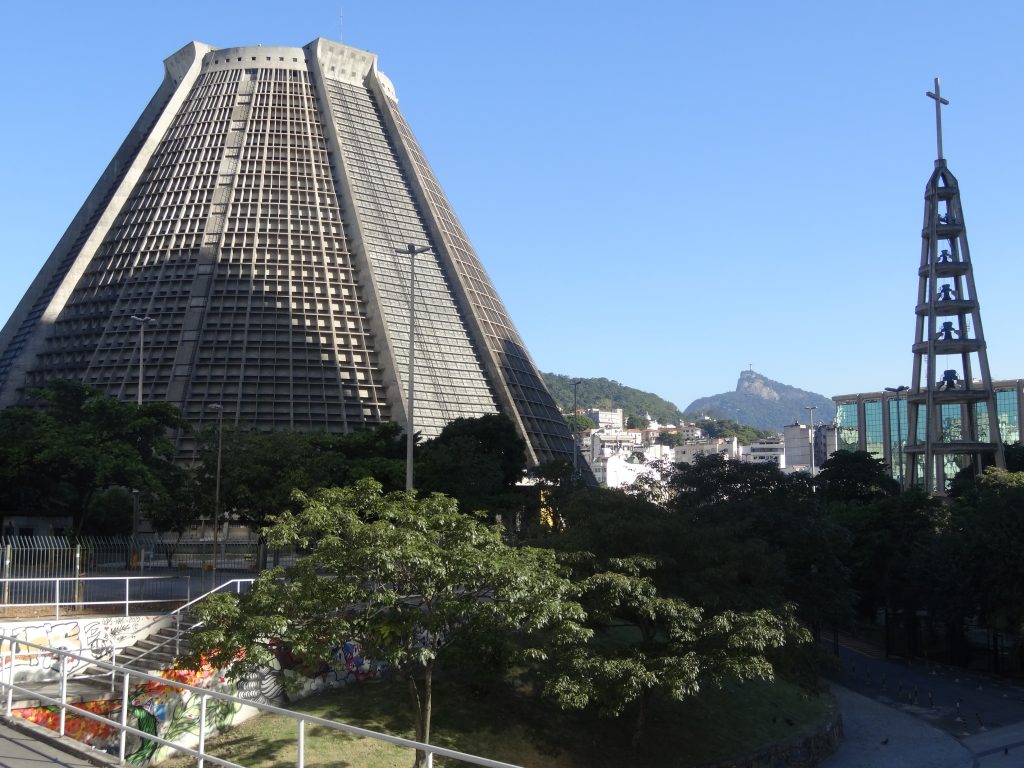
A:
659;457;852;637
553;486;678;565
814;450;900;503
951;469;1024;665
1003;442;1024;472
416;414;527;514
691;418;777;444
188;479;586;768
625;415;650;430
541;373;684;424
668;453;796;509
144;466;204;564
0;380;185;533
656;431;685;447
827;490;942;654
194;423;406;530
564;413;597;432
547;556;809;749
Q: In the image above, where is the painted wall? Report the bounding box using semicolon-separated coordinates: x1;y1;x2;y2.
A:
13;664;233;764
7;638;384;764
0;616;161;681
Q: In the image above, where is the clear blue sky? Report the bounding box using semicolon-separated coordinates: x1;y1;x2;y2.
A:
2;1;1021;412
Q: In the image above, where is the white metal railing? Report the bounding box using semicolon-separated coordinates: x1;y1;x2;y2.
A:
0;575;190;618
121;578;254;675
0;634;522;768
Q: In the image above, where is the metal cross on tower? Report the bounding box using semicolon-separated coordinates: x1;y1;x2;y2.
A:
926;77;949;160
904;78;1005;494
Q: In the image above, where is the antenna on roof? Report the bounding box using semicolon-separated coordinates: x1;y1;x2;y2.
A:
340;8;344;43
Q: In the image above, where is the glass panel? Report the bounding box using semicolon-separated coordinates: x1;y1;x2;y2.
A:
888;398;908;481
864;400;883;458
940;403;962;442
836;402;859;452
997;390;1020;444
976;401;989;443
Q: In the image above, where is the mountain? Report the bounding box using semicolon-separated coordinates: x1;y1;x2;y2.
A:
684;370;836;432
541;373;684;424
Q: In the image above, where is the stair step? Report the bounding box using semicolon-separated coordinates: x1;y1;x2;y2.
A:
9;679;119;710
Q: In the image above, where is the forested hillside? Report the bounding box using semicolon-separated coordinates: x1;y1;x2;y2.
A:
542;373;684;424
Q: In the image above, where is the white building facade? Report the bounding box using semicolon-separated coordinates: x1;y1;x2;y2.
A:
741;437;786;466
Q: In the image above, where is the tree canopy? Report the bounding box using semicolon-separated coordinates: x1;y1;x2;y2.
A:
690;418;777;444
814;450;900;503
547;555;808;748
541;372;684;424
564;413;597;432
0;379;185;533
190;479;586;766
193;422;406;529
415;414;527;515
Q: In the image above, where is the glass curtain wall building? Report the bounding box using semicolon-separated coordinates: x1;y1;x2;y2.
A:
0;39;576;467
833;380;1022;484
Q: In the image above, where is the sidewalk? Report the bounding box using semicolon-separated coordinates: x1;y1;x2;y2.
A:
822;685;973;768
0;719;112;768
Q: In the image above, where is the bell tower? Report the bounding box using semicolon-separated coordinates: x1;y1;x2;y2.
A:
905;78;1005;493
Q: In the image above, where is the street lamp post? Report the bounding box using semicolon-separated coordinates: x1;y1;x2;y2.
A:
885;385;909;488
207;403;224;586
571;380;582;479
805;405;818;478
130;315;154;406
396;244;431;492
131;489;140;539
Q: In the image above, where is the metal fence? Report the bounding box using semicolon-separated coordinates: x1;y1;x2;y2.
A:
0;535;300;614
0;576;192;619
0;634;522;768
0;535;296;573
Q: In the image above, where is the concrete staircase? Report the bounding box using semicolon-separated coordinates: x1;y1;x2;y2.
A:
111;613;201;675
7;614;202;709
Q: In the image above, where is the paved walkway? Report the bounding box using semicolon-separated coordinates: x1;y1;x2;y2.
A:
0;720;110;768
823;685;973;767
824;639;1024;767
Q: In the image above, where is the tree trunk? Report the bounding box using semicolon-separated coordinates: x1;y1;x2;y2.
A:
631;689;650;751
74;488;95;535
407;675;423;765
405;671;430;768
423;662;433;762
883;604;891;657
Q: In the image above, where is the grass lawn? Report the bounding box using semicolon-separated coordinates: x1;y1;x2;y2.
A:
160;674;829;768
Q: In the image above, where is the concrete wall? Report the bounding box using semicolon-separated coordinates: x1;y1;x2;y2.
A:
1;615;162;681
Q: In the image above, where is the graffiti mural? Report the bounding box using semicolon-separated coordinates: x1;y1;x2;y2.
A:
0;616;158;681
3;629;385;765
235;656;285;705
232;639;385;707
12;662;238;764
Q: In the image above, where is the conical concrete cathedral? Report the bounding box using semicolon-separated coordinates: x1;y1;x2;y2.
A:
0;39;574;466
